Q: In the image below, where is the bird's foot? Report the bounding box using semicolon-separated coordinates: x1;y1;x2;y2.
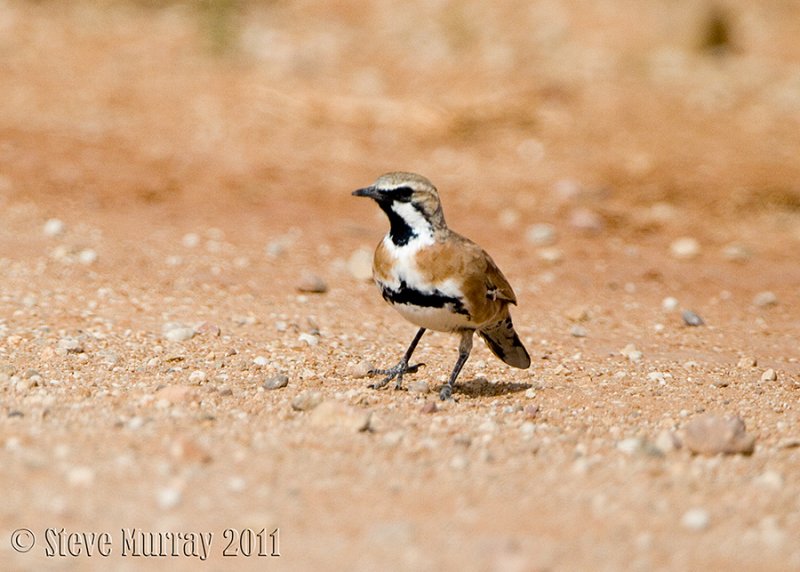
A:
439;384;453;401
368;361;425;390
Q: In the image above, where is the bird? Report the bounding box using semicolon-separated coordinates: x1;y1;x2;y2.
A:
352;172;531;400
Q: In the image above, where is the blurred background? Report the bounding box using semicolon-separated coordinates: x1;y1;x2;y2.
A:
0;0;799;234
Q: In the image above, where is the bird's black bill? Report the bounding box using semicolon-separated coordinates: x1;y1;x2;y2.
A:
352;186;381;199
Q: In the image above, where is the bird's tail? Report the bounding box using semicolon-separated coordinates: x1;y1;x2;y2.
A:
478;313;531;369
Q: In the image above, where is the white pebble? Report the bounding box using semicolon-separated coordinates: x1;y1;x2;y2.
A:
43;218;65;237
66;466;95;487
497;208;520;228
164;327;195;342
617;437;643;455
753;470;784;490
156;487;183;510
647;372;668;384
681;508;710;531
189;370;207;383
570;325;588;338
537;247;563;264
525;223;557;246
298;333;319;346
253;356;269;367
78;249;98;265
753;291;778;307
760;368;777;382
620;344;643;362
181;233;200;248
662;297;679;311
670;237;701;259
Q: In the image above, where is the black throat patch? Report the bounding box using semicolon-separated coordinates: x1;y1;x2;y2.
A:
380;203;416;246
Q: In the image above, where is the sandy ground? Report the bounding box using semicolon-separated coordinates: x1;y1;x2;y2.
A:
1;1;800;570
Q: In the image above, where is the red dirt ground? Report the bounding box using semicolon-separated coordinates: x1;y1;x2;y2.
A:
1;2;799;570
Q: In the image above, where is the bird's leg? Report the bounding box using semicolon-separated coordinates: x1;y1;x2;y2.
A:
369;327;426;390
439;330;473;400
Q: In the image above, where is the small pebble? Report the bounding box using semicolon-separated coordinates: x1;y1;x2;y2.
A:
78;249;98;265
43;218;66;237
348;360;374;378
155;385;198;406
525;223;557;246
722;243;751;262
569;208;604;234
736;356;757;368
408;380;430;394
181;233;200;248
188;370;206;383
753;470;784;491
497;208;520;228
537;247;563;264
565;305;590;322
681;508;710;531
291;391;323;411
662;297;679;312
66;466;95;488
670;237;701;259
753;291;778;307
420;401;438;414
620;343;643;362
654;430;679;454
524;404;539;419
308;400;371;432
263;374;289;390
298;333;319;346
170;437;212;464
570;325;588;338
760;368;777;382
164;327;195;342
57;337;84;354
682;310;705;327
683;414;755;455
296;272;328;294
617;437;643;455
196;322;221;337
156;486;183;510
253;356;269;367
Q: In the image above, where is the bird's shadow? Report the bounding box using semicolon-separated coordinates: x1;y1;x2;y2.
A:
454;376;531;398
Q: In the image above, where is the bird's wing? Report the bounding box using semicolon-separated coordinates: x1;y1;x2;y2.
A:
482;254;517;305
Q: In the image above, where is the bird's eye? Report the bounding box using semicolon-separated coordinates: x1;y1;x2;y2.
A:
392;186;415;202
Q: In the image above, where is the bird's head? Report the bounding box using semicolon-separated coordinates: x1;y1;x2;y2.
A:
353;172;447;243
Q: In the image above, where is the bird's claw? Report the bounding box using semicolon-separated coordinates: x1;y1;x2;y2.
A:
367;362;425;391
439;385;453;401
